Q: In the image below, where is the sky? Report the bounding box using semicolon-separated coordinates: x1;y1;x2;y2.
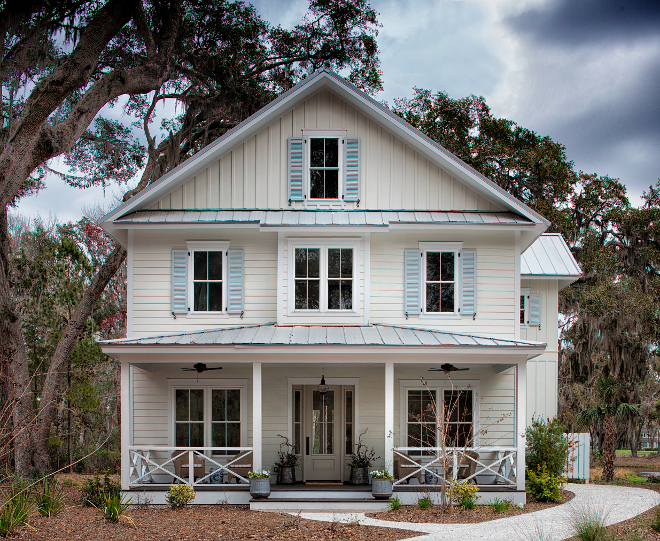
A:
16;0;660;222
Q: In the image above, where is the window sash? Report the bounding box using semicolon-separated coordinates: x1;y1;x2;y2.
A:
424;251;456;313
187;243;229;313
307;137;342;200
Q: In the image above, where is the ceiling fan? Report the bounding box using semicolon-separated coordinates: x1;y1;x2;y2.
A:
429;363;469;375
182;363;223;373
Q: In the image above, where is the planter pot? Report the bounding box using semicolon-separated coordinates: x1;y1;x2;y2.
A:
277;466;296;485
349;467;370;485
371;478;393;499
250;477;271;498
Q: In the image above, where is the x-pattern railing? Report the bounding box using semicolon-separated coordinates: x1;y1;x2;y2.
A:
393;447;517;487
128;447;253;487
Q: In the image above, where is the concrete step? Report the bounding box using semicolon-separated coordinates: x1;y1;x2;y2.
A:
250;497;390;512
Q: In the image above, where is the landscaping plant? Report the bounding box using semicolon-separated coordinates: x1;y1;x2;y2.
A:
417;495;432;510
387;495;402;511
525;416;570;477
488;498;512;513
35;479;66;517
93;492;135;527
370;470;394;480
80;474;121;507
166;484;196;508
452;480;479;508
651;506;660;533
570;505;609;541
526;464;566;502
0;479;34;537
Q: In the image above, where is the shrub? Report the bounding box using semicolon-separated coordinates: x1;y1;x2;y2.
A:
80;474;121;507
166;484;196;508
0;479;34;537
417;496;432;510
35;479;66;517
387;495;402;511
526;464;566;502
525;416;570;477
93;492;135;527
488;498;512;513
460;496;476;509
452;480;479;504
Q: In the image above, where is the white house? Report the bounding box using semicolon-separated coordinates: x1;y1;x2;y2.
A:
100;70;580;508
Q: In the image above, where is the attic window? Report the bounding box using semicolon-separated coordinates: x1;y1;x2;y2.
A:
309;138;339;199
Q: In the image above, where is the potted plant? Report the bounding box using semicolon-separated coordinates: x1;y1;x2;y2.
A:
348;429;380;485
275;434;299;484
370;470;394;499
248;470;270;498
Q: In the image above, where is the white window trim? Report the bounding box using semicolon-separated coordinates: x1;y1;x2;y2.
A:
186;241;230;318
418;242;463;317
520;287;531;328
287;238;361;316
303;130;346;202
168;378;248;451
399;379;480;449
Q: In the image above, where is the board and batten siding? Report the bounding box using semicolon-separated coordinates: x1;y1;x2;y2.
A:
132;230;277;336
521;279;559;424
151;89;500;213
370;231;517;337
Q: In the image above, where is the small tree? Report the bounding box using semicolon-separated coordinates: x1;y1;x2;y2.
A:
525;416;570;477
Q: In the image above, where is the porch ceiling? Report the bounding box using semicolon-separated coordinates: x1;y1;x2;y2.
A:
100;324;545;359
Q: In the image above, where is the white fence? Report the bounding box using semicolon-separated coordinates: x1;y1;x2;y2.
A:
564;432;590;482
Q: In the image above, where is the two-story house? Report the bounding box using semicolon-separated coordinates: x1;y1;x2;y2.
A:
100;70;580;507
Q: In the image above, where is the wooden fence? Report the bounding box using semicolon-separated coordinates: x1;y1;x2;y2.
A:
563;432;590;482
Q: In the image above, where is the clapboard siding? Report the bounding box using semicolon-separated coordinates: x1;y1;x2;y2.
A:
154;89;500;212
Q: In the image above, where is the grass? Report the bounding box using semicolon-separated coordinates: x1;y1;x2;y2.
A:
650;506;660;533
488;498;513;513
417;496;432;510
615;450;657;456
387;496;402;511
570;505;609;541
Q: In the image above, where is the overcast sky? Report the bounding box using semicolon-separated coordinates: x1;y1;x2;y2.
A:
16;0;660;222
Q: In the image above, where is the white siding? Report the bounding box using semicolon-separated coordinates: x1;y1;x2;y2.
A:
153;89;500;213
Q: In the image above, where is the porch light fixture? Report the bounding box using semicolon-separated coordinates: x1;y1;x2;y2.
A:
317;365;329;394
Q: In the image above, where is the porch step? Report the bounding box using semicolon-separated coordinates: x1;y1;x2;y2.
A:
250;497;389;512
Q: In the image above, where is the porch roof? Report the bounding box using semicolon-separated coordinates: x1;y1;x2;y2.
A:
100;323;545;351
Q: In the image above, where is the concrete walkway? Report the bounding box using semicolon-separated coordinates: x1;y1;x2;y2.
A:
298;484;660;540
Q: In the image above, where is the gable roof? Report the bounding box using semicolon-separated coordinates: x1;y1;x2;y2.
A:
102;70;549;247
521;233;582;289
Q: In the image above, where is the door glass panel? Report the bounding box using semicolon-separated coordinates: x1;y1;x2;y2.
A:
312;390;334;455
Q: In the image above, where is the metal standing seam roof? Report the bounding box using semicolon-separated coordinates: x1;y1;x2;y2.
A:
114;210;533;226
99;324;545;348
521;233;581;277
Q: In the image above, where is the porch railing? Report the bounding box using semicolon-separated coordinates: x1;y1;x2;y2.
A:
392;446;518;488
128;447;253;487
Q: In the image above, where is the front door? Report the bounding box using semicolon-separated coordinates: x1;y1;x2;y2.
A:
303;385;342;481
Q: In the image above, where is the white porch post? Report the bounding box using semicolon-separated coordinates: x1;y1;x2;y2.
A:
120;362;130;490
516;361;527;492
385;361;394;471
253;362;262;472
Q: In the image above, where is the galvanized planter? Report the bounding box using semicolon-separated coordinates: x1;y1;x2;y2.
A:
277;466;296;485
250;477;271;498
349;467;370;485
371;479;393;499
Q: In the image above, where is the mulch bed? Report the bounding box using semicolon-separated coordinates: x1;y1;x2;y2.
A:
12;484;420;540
366;490;574;523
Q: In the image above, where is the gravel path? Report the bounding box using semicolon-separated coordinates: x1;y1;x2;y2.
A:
297;484;660;540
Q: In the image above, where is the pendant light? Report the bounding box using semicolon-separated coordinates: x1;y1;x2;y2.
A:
317;364;329;394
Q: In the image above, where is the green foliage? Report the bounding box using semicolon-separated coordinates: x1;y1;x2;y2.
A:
452;480;479;504
387;495;402;511
93;492;135;527
165;484;196;509
417;496;432;510
35;479;65;517
460;496;476;510
80;474;121;508
650;506;660;532
526;464;566;503
570;506;609;541
370;470;394;480
488;498;512;513
248;470;270;478
525;416;571;477
0;479;34;537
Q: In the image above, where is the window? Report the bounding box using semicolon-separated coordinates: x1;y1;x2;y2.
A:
187;242;229;314
520;288;530;326
292;390;302;454
288;239;359;314
407;389;437;450
420;242;462;315
171;382;246;452
309;138;339;199
443;389;473;447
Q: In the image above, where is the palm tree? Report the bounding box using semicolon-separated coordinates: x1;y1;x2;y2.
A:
577;375;640;482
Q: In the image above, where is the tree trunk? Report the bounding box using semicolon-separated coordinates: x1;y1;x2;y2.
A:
602;415;615;482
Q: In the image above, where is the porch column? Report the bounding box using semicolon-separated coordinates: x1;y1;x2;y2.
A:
385;361;394;471
516;361;527;492
253;362;262;472
120;362;130;490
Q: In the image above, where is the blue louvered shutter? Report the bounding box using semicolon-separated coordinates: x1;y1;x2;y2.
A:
404;250;421;315
343;138;360;201
288;137;305;201
460;250;476;316
171;249;188;315
529;294;542;328
227;249;244;315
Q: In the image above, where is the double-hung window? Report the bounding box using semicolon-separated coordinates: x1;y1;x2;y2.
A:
420;242;462;315
520;288;530;326
309;137;340;199
288;239;359;314
187;241;229;314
